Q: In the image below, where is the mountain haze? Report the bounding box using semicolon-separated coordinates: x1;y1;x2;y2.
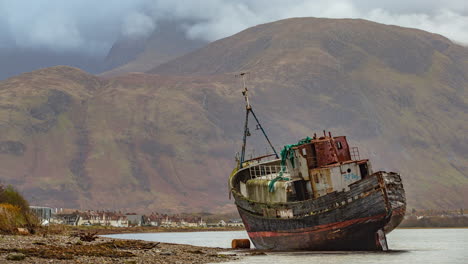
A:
102;21;207;76
0;18;466;212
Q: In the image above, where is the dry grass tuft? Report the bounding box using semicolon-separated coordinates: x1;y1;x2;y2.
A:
0;185;39;234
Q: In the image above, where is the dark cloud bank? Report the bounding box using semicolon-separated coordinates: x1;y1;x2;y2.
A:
0;0;467;78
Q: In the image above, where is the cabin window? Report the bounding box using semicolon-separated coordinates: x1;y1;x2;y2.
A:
302;148;307;156
336;141;343;149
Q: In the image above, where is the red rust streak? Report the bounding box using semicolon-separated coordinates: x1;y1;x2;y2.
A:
248;213;386;238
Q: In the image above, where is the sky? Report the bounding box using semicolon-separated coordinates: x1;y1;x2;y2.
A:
0;0;467;56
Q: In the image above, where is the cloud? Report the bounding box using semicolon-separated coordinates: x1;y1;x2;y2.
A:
0;0;467;56
169;0;468;45
121;12;156;39
365;9;468;45
0;0;151;54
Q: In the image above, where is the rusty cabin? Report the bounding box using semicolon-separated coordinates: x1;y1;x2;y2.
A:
237;131;372;203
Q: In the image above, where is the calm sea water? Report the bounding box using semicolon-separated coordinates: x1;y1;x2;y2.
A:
104;229;468;264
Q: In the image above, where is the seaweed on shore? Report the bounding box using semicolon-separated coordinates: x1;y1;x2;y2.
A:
0;240;159;260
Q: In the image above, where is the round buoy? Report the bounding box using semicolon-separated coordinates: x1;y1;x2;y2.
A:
232;239;251;249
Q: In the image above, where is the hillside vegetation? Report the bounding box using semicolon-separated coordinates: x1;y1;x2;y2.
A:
0;18;466;212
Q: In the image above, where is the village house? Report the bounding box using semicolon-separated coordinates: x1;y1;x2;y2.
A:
77;211;128;227
145;214;161;227
227;219;244;227
207;220;227;227
52;212;80;226
160;215;179;227
152;214;206;228
126;213;145;226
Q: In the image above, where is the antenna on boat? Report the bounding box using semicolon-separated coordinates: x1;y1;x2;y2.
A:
236;72;278;168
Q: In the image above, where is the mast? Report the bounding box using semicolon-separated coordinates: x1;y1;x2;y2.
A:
237;72;278;168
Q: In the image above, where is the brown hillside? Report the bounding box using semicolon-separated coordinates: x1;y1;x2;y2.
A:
149;18;468;209
0;18;466;212
0;67;235;212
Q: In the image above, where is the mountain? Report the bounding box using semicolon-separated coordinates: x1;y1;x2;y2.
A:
101;21;206;76
150;18;468;208
0;18;466;212
0;66;235;212
0;21;205;81
0;48;106;81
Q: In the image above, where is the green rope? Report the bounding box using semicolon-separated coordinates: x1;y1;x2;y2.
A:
268;176;289;192
268;137;312;192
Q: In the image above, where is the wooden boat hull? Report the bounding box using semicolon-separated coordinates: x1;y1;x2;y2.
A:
232;171;406;251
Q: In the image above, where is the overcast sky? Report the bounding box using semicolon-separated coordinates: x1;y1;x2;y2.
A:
1;0;467;56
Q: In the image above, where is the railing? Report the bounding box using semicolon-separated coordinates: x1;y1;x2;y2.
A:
350;147;360;160
248;165;290;180
242;153;278;167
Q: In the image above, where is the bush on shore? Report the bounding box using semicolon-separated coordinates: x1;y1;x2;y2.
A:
0;185;39;234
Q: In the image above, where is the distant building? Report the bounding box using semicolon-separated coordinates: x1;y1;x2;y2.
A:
126;213;144;226
160;216;178;227
145;214;160;227
53;212;80;226
227;219;244;227
29;206;53;224
206;222;218;228
207;220;227;227
76;211;128;227
198;218;207;227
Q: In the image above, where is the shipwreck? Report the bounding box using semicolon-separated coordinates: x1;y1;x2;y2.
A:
229;74;406;250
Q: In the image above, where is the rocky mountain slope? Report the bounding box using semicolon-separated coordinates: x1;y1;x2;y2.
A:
0;18;466;212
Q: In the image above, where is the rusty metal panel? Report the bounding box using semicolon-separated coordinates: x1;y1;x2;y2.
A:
333;136;351;161
304;144;317;169
314;140;338;167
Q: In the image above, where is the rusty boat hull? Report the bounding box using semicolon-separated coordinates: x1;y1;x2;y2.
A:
231;167;406;251
230;76;407;250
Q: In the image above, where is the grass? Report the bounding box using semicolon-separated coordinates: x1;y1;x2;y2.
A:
0;185;39;234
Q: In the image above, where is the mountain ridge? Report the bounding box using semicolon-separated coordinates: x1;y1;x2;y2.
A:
0;18;466;212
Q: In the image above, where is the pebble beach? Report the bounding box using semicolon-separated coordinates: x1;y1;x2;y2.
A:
0;234;238;264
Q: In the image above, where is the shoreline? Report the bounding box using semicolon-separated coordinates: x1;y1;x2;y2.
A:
0;233;241;263
76;225;468;236
0;226;248;263
52;225;247;235
3;225;467;263
57;225;468;237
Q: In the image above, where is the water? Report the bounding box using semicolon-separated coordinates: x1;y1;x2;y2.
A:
104;229;468;263
104;231;248;248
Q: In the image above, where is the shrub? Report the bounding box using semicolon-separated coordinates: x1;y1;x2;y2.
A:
0;185;30;212
0;203;24;233
0;185;39;234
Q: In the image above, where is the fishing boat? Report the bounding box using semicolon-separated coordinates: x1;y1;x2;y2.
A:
229;74;406;250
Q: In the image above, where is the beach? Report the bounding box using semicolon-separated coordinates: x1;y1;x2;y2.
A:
0;231;238;263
